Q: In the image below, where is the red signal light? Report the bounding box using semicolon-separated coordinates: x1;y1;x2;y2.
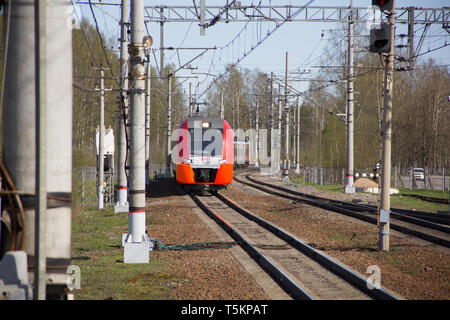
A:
372;0;393;11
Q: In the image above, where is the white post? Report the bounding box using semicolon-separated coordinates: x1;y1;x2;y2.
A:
379;0;396;252
295;96;301;173
255;100;259;167
123;0;151;263
220;91;224;119
45;0;73;297
145;48;151;187
97;69;105;210
282;52;290;181
34;0;47;300
115;0;129;214
165;74;172;177
345;5;355;194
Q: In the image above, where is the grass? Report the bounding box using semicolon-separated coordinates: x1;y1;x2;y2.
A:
397;188;449;200
290;175;449;213
390;188;449;213
290;176;344;193
330;233;345;240
71;206;181;300
270;210;284;217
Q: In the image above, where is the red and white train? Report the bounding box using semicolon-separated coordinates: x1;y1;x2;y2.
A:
174;117;234;193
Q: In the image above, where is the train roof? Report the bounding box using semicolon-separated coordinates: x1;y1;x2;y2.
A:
180;117;231;130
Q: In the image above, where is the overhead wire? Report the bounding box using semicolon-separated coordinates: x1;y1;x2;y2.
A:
87;0;120;86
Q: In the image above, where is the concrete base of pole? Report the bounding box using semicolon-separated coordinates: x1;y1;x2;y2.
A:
344;185;355;194
124;242;150;263
122;233;153;264
295;163;300;174
97;186;104;209
281;161;290;181
114;189;129;214
114;203;129;214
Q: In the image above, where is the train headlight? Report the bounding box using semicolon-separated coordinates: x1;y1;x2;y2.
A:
201;121;210;128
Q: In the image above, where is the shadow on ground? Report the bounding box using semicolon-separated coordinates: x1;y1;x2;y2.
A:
146;177;184;198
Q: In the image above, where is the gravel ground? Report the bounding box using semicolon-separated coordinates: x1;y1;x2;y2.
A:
146;178;268;300
146;175;449;300
226;173;450;300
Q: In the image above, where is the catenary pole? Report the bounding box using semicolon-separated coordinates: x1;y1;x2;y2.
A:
295;95;301;173
379;0;396;252
255;100;259;167
116;0;129;213
97;68;105;209
166;74;172;177
189;82;193;117
145;47;151;186
220;91;224;119
270;72;275;174
345;3;355;194
34;0;47;300
159;8;164;77
46;0;73;297
123;0;150;263
282;52;290;181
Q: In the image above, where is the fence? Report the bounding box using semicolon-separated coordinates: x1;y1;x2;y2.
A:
74;164;170;207
291;165;450;191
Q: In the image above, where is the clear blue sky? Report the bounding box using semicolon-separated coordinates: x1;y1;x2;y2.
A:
76;0;450;99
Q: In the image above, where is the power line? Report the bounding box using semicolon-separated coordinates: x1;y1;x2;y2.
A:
88;0;120;86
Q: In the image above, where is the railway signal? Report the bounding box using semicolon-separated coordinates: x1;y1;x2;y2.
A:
372;0;393;12
369;24;391;53
373;0;396;252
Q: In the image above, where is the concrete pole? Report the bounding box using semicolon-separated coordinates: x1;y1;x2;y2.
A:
46;0;73;295
220;91;224;119
200;0;206;35
282;52;290;181
345;7;355;194
278;85;282;175
236;92;240;129
270;72;274;157
3;0;36;263
232;93;236;128
123;0;150;263
145;51;151;186
189;82;193;117
97;69;105;210
408;7;415;69
34;0;47;300
379;0;396;252
166;75;172;177
159;8;164;78
115;0;129;213
255;100;259;167
295;95;301;173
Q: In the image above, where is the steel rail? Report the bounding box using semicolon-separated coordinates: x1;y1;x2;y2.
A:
215;192;400;300
243;174;450;231
233;174;450;248
244;173;450;226
190;193;314;300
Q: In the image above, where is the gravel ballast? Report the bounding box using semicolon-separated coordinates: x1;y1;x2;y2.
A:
146;176;449;300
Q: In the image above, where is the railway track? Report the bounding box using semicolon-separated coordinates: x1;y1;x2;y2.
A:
190;192;400;300
233;172;450;249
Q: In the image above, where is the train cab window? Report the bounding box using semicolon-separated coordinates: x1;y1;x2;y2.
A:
189;128;223;157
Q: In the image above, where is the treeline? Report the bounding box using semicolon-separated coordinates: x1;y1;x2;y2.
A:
72;19;186;167
205;25;450;170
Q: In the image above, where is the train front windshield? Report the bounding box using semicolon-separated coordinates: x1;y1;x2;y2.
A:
189;128;223;157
